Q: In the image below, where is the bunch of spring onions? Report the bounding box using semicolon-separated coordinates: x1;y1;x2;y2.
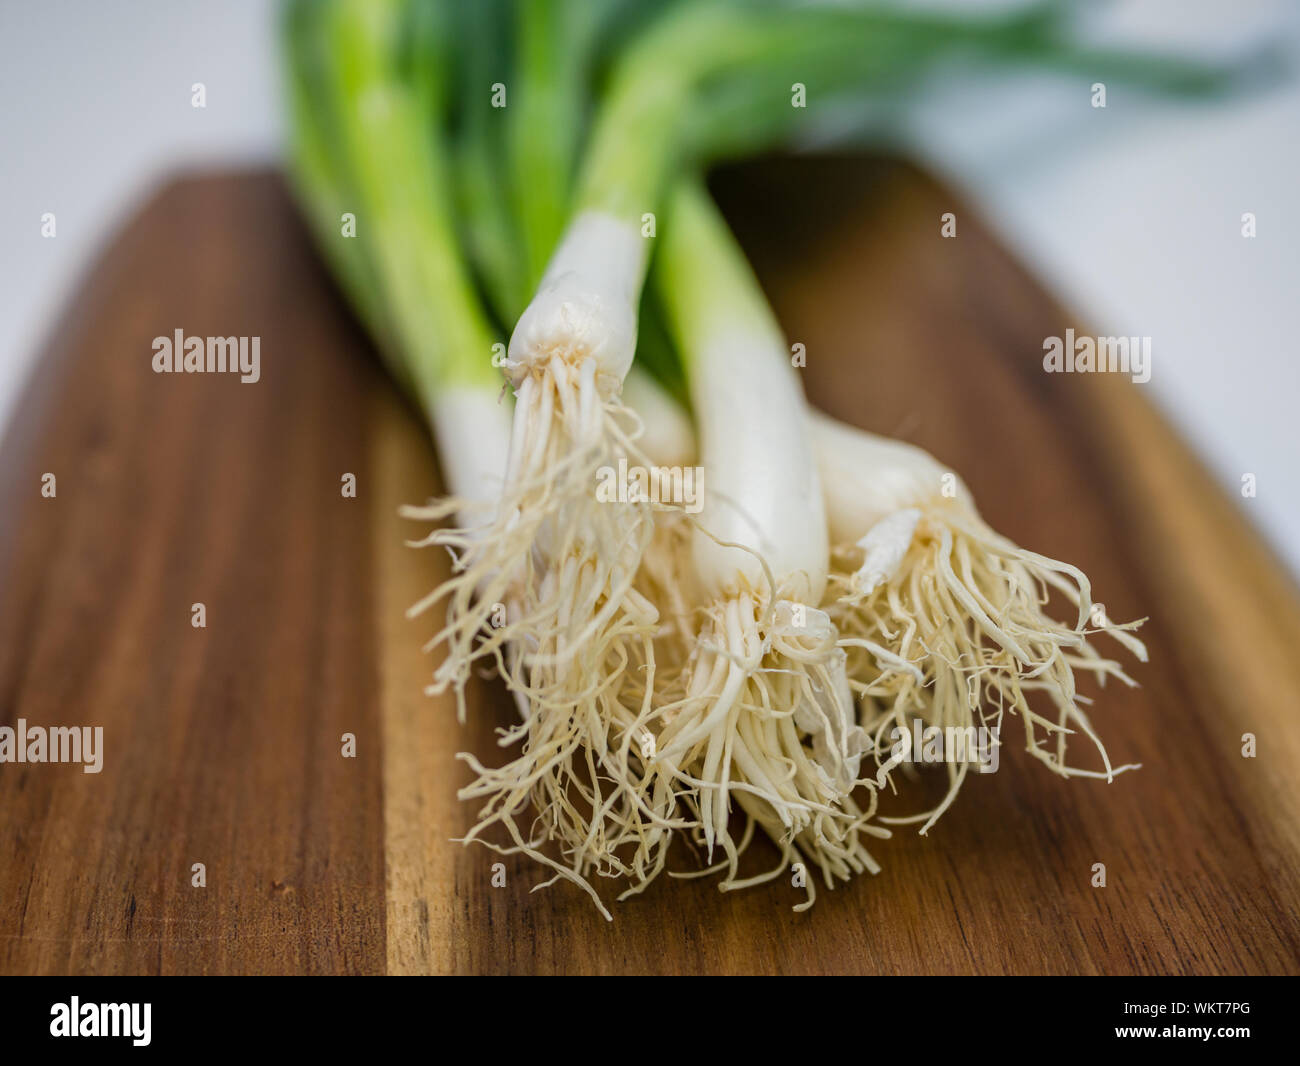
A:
284;0;1245;916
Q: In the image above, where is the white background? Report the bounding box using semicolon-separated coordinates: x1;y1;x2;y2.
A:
1;0;1296;572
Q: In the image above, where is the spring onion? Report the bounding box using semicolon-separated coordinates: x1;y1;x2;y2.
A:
282;0;1251;915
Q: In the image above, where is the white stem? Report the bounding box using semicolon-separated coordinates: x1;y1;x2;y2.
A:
690;325;828;603
808;409;968;542
621;368;696;468
429;386;514;526
507;209;646;389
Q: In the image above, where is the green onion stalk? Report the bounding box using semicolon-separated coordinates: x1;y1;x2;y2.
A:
283;0;1257;913
283;0;511;519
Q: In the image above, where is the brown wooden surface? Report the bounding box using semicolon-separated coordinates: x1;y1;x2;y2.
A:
1;164;1297;975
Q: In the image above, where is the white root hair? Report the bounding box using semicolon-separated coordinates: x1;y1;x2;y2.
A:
829;501;1147;835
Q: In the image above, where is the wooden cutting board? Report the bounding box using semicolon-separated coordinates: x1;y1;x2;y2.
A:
1;161;1297;975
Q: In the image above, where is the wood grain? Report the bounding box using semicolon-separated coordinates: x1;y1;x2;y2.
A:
0;165;1296;975
0;176;387;975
